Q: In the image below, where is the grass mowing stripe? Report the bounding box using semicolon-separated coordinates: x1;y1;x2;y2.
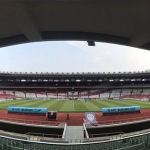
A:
47;100;62;111
123;99;150;104
0;99;150;112
74;100;88;111
38;100;56;108
0;100;38;109
41;100;59;109
122;100;150;109
88;101;102;108
104;100;150;109
112;100;143;107
73;100;74;110
92;100;107;108
17;100;49;107
26;100;51;108
59;100;73;111
0;100;21;104
108;100;139;108
99;100;121;107
0;100;54;109
89;100;110;111
124;100;150;105
0;101;30;109
0;100;43;110
47;100;66;111
96;100;119;108
80;100;90;111
103;100;130;107
81;100;100;111
0;100;27;106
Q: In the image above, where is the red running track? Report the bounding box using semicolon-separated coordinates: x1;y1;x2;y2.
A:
0;109;150;126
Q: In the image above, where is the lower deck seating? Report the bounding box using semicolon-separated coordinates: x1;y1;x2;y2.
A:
0;133;149;150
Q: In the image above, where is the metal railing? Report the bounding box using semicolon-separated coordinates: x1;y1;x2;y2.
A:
0;116;63;126
88;131;124;138
26;132;62;139
0;130;149;149
98;115;150;126
69;139;83;143
0;113;149;127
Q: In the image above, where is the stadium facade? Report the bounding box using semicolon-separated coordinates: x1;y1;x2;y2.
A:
0;71;150;100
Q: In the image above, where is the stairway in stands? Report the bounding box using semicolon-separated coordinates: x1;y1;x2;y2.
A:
64;126;84;143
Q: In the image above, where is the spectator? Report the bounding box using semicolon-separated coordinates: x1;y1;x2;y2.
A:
67;113;70;120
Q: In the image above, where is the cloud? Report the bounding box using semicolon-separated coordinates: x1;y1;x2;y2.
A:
91;57;100;63
67;41;150;72
0;41;150;73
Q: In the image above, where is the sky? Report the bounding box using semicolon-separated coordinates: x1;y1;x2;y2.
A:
0;41;150;73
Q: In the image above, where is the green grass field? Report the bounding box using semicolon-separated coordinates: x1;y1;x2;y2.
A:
0;99;150;112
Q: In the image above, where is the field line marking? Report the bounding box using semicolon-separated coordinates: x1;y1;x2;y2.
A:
73;100;74;110
96;113;101;116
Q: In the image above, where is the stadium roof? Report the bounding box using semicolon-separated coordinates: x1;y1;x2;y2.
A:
1;0;150;50
0;70;150;76
1;71;150;85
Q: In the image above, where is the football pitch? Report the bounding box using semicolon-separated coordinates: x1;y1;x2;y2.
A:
0;99;150;112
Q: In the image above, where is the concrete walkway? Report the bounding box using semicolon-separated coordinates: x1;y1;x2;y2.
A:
64;126;84;143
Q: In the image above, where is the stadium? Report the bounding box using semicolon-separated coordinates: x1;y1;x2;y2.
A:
0;1;150;150
0;71;150;149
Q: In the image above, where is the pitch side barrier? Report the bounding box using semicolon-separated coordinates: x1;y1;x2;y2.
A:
8;106;47;115
102;106;140;115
